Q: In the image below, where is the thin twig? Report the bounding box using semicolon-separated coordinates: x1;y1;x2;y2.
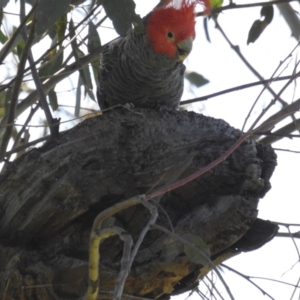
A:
0;5;36;161
273;148;300;154
86;226;133;300
195;286;211;300
3;104;40;166
3;135;49;157
0;3;37;64
0;44;104;135
213;18;288;108
251;92;300;140
20;0;59;138
258;117;300;145
272;221;300;227
242;43;300;131
115;200;158;300
197;0;298;16
86;195;157;300
180;75;293;106
288;227;300;258
248;275;300;289
204;275;225;300
0;5;105;93
152;224;235;300
128;199;158;267
147;69;300;200
221;264;275;300
277;232;300;238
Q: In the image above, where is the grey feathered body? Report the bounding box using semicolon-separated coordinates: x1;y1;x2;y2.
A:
97;30;186;110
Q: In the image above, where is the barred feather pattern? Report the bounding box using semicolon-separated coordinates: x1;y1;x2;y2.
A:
97;29;186;111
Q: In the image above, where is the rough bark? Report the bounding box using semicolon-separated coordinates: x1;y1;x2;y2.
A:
0;108;277;300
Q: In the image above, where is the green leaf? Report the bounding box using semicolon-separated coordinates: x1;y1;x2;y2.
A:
90;58;100;87
56;13;68;47
210;0;223;9
88;22;101;84
182;234;211;265
82;62;93;91
2;88;12;119
85;86;96;102
247;5;274;45
0;7;3;24
0;29;7;44
70;20;93;90
0;90;6;118
77;47;93;91
48;88;58;111
103;0;143;37
39;50;64;79
88;21;101;54
35;0;70;36
208;0;223;20
75;76;83;117
16;39;25;59
185;72;209;88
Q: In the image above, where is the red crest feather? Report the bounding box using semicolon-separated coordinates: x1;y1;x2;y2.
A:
146;0;210;58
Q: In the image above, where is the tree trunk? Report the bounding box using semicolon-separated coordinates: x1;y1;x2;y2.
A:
0;108;277;300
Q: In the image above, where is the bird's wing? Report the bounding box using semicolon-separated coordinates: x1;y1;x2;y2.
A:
97;37;123;110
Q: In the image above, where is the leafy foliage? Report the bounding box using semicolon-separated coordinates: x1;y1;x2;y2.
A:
182;234;211;265
35;0;70;36
102;0;143;36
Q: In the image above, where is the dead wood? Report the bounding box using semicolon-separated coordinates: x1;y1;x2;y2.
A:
0;108;277;300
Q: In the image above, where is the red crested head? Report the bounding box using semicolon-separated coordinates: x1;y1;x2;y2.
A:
146;0;210;60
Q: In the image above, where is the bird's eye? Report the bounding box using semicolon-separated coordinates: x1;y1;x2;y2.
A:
167;32;174;39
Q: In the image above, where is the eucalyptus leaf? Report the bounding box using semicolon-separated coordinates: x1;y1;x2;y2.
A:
88;21;101;54
0;90;6;118
85;86;96;102
75;76;83;117
87;22;101;85
56;14;67;45
39;50;64;79
48;89;58;111
0;0;9;8
185;72;209;88
182;234;211;265
0;29;7;44
35;0;70;36
247;5;274;45
102;0;143;36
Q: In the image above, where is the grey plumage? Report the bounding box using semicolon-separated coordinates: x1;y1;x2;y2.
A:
97;29;186;111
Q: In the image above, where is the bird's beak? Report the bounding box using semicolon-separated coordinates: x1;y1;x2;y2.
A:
176;37;193;62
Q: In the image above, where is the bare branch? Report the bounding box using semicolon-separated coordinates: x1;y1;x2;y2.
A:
19;0;59;138
277;231;300;239
259;118;300;145
221;264;275;300
152;224;235;300
213;18;288;108
197;0;298;16
0;5;36;161
180;75;293;106
276;2;300;41
0;45;103;136
0;3;37;64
